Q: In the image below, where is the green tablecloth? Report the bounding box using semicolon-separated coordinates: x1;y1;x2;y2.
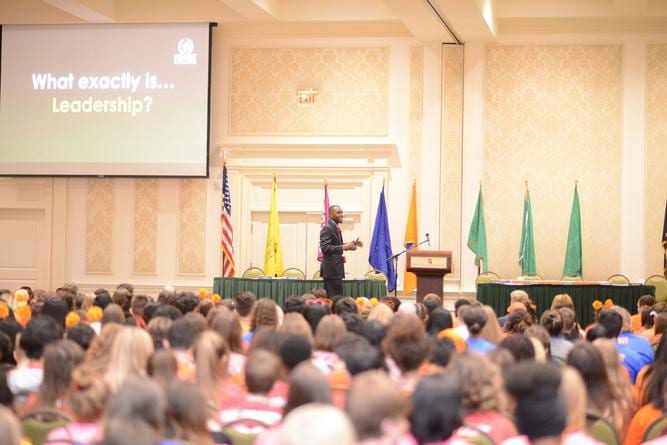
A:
213;277;387;307
477;282;655;326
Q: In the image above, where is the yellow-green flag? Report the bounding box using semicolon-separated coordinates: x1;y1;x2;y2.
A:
264;176;284;276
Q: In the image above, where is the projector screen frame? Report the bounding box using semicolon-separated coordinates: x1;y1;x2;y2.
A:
0;21;217;179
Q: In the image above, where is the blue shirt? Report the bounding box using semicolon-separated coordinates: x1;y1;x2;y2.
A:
618;332;654;368
614;340;644;383
467;337;497;354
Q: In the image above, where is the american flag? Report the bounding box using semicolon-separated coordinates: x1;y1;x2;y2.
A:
221;164;235;277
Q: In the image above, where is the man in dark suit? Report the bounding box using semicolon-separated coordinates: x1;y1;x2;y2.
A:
320;205;362;298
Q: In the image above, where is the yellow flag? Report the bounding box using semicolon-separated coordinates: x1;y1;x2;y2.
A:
403;182;418;295
264;176;284;276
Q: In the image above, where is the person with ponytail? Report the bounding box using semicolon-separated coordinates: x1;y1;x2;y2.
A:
463;305;496;354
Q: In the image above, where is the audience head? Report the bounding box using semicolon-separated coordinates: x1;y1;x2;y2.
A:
505;361;566;441
93;288;112;309
251;298;279;332
346;370;410;442
284;363;332;416
66;322;96;351
167;317;205;351
540;309;564;337
504;308;533;334
314;315;347;352
103;377;166;445
596;309;623;338
454;298;471;319
165;382;212;445
20;315;63;360
498;334;535;362
422;293;442;315
102;304;126;326
382;315;430;373
336;334;383;375
280;334;312;371
245;350;280;395
105;327;154;392
233;291;256;317
283;294;306;314
451;352;507;416
210;311;243;353
148;349;178;388
303;300;332;334
425;307;453;337
281;404;356;445
411;374;463;444
367;303;394;325
551;293;574;311
463;304;488;336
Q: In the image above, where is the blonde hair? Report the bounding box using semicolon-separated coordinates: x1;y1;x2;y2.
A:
193;330;229;407
551;294;574;311
479;305;503;344
367;303;394;325
83;323;123;377
104;327;154;392
560;366;587;433
592;338;636;437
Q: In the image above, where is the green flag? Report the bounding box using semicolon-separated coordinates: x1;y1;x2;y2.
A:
563;184;583;278
518;189;537;276
467;186;488;272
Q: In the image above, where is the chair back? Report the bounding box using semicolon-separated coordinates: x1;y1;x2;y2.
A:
452;425;495;445
21;410;71;445
222;418;269;445
646;275;667;302
561;275;583;282
241;267;265;279
365;269;388;281
312;270;322;280
523;274;543;281
642;413;667;442
281;267;305;279
607;274;630;285
475;271;500;285
585;411;620;445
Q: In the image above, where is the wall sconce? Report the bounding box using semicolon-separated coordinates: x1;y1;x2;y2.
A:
297;88;318;105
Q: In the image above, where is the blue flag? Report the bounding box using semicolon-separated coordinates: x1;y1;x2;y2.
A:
369;186;397;291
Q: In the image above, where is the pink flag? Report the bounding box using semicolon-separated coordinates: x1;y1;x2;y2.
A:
317;183;330;261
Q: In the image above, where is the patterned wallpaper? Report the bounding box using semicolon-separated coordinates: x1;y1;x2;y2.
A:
646;45;667;276
484;45;623;280
409;47;424;183
85;179;114;273
441;45;464;280
177;179;207;275
229;47;389;135
133;179;158;274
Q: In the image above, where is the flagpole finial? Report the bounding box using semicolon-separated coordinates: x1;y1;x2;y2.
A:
575;179;578;186
525;180;528;189
382;178;386;189
324;177;327;185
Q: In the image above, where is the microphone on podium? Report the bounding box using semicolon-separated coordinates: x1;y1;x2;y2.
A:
426;233;431;248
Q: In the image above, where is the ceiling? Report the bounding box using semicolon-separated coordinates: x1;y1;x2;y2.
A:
1;0;666;42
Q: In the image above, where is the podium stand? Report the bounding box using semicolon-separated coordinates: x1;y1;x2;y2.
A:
406;250;452;302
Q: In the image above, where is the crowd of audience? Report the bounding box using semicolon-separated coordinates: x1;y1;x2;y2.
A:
0;284;664;444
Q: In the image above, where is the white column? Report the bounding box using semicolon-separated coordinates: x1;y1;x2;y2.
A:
460;41;486;293
621;40;646;282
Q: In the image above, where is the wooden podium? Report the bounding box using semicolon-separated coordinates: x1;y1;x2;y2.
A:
406;250;452;302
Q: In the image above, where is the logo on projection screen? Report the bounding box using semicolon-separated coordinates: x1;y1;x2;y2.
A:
174;38;197;65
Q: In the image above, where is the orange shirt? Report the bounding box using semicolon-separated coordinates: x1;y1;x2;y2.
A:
623;403;662;445
631;314;642;333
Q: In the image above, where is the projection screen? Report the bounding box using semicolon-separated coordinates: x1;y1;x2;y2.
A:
0;22;214;177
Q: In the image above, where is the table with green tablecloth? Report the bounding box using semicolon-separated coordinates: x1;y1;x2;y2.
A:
213;277;387;307
477;282;655;326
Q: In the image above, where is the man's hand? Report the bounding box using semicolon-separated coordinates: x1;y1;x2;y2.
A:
353;238;363;248
343;241;358;251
